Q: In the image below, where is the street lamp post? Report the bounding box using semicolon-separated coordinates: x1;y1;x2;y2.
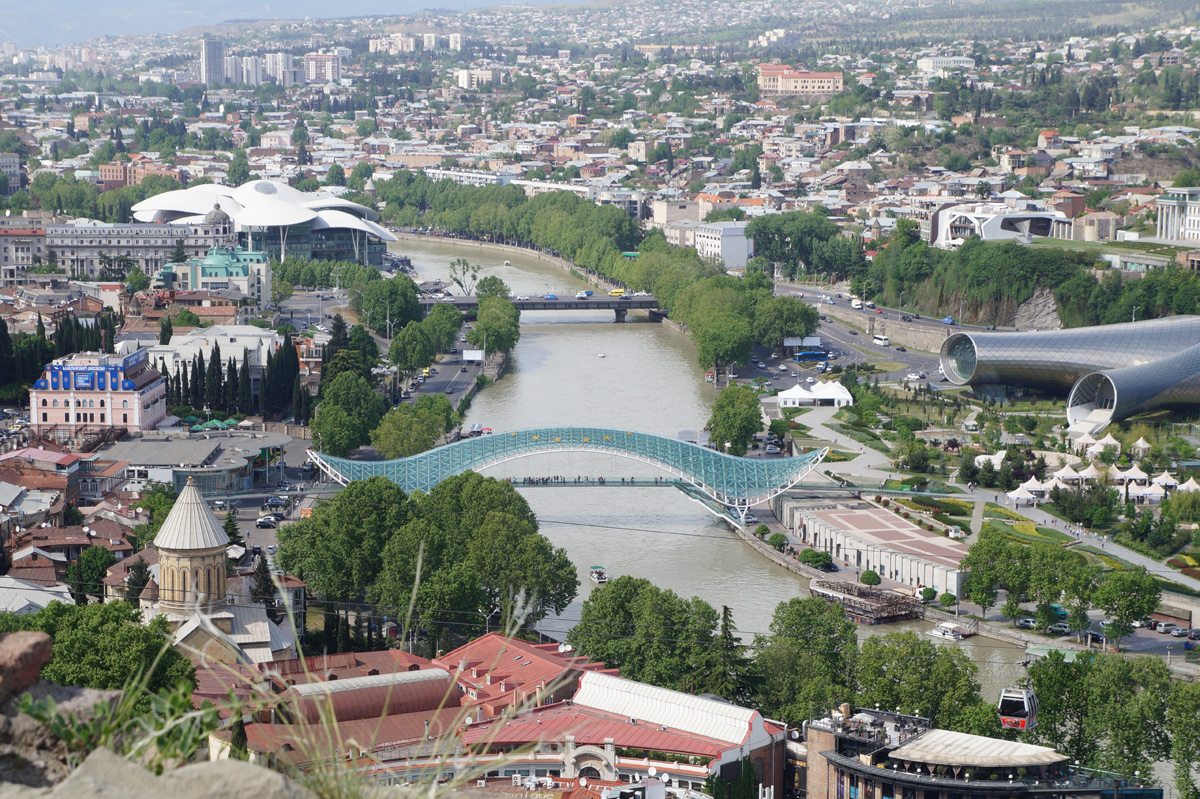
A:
899;291;905;312
1132;305;1140;323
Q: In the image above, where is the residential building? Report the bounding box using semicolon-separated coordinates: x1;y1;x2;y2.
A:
30;349;167;442
46;217;234;280
0;227;46;284
241;56;263;86
448;33;463;52
1156;186;1200;241
422;33;438;49
264;52;293;80
422;166;513;187
199;38;224;86
223;55;242;85
801;706;1159;799
757;65;845;97
0;152;19;195
915;56;976;72
694;220;754;270
152;246;271;305
304;52;342;83
649;199;701;230
457;67;502;90
0;447;81;506
96;432;288;494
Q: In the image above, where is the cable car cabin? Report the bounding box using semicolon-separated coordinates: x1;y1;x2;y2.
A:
998;687;1038;730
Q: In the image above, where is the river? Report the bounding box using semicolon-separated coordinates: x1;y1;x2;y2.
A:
394;237;1029;700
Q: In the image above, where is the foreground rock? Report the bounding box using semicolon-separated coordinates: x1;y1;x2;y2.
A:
1;746;319;799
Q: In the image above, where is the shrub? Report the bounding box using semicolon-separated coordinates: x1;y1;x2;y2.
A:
755;524;771;539
921;587;938;602
939;592;958;608
861;569;881;586
768;532;788;551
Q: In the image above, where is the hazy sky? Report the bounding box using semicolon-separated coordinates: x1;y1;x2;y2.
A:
4;0;521;49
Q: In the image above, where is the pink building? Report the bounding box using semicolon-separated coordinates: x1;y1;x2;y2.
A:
30;349;167;442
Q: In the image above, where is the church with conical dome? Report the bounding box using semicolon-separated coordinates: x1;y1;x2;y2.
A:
146;477;295;665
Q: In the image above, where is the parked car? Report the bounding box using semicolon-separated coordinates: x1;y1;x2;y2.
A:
1046;622;1072;635
1132;618;1152;628
265;497;288;508
255;518;277;529
1015;618;1037;629
765;445;781;454
1170;626;1190;637
1189;629;1200;640
212;500;228;510
1158;622;1180;635
266;512;286;522
819;562;840;573
266;544;278;555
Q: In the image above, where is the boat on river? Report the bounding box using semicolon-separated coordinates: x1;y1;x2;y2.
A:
927;621;965;641
597;353;606;358
589;566;609;584
504;260;511;266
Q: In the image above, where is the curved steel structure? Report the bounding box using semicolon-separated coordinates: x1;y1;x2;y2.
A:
307;427;827;515
940;316;1200;391
939;316;1200;434
1068;342;1200;431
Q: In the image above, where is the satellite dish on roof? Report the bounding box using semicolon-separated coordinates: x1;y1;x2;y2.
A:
580;779;588;788
465;716;474;725
661;774;671;785
648;767;657;778
558;643;567;652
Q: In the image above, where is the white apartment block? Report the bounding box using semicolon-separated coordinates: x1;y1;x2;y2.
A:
422;33;438;50
423;167;513;187
457;68;502;90
223;55;242;85
241;56;263;86
915;56;977;72
0;152;19;195
694;221;754;270
448;33;463;52
264;52;293;79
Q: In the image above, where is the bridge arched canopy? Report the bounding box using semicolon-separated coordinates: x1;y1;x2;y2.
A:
308;427;827;509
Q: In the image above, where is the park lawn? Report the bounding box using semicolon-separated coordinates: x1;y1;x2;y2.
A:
983;502;1032;523
984;520;1073;545
1075;545;1136;570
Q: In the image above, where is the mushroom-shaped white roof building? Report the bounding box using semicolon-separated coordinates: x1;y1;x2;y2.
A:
131;179;397;265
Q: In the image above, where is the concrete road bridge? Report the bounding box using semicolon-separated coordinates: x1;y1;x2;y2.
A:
419;295;661;321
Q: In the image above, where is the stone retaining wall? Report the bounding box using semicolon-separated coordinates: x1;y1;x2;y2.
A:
820;302;954;355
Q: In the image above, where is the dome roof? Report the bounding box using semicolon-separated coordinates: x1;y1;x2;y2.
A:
153;477;230;552
204;203;231;225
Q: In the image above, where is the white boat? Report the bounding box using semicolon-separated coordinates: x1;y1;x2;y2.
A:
504;260;511;266
589;566;609;584
927;622;964;642
597;353;606;358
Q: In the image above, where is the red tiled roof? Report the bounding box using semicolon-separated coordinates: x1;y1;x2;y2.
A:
0;448;80;467
461;701;727;758
434;632;615;710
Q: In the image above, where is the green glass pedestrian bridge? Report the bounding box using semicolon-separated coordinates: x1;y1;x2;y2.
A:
308;427;828;516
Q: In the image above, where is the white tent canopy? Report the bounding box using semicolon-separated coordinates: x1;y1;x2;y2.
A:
1053;464;1080;481
1152;470;1178;487
1096;433;1122;450
1131;437;1152;454
1144;483;1167;500
1179;477;1200;492
1077;463;1103;480
1073;433;1097;450
1007;486;1036;506
1123;464;1148;482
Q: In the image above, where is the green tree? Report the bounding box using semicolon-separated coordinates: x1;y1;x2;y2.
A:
389;323;435;382
767;532;787;550
325;163;345;186
860;569;881;585
753;597;857;725
694;312;753;375
856;631;990;732
126;270;150;294
567;576;718;691
448;257;482;296
170;239;188;263
476;275;511;299
66;546;116;604
227;151;251;186
1169;680;1200;799
125;557;151;605
468;296;521;355
697;605;756;704
960;530;1009;620
158;316;173;345
370;402;449;459
223;509;244;548
1093;567;1160;650
706;383;763;456
0;601;195;694
229;715;248;760
251;553;274;604
310;371;384;457
753;296;818;350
